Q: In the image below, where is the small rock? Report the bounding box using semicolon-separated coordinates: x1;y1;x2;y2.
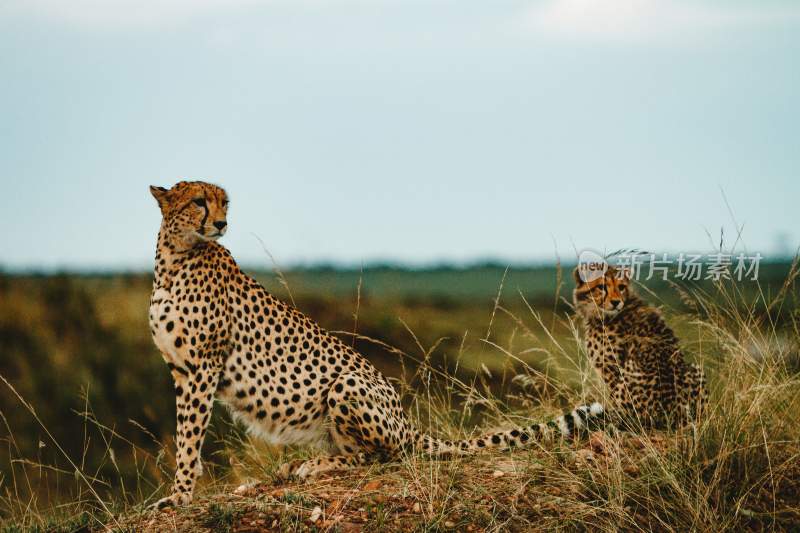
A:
413;502;422;513
270;488;287;499
363;479;382;491
491;470;505;478
333;514;345;522
623;463;640;475
321;515;343;529
234;482;256;496
588;432;608;455
444;520;456;528
309;506;322;523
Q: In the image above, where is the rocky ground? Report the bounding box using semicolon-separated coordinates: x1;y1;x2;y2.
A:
114;432;691;532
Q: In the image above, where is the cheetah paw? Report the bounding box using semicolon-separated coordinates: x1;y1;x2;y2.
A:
234;481;259;496
276;459;309;481
149;492;191;511
294;461;316;479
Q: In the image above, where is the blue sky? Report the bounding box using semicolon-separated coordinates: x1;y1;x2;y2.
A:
1;0;798;270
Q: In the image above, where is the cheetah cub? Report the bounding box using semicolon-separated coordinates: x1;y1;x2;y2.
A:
573;265;707;429
148;181;605;509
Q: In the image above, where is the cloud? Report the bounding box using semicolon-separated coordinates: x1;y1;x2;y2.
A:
4;0;798;42
1;0;309;29
1;0;443;29
521;0;800;44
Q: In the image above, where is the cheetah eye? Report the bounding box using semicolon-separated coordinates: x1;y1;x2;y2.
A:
193;198;207;207
619;284;627;291
222;199;229;207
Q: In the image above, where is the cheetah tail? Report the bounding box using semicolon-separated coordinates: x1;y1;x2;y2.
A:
413;402;607;455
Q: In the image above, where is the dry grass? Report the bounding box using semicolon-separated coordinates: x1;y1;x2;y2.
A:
1;262;799;532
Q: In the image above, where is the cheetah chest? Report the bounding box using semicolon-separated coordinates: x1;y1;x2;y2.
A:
585;334;626;385
149;287;183;366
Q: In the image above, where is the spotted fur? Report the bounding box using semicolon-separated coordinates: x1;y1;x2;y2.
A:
148;181;605;509
573;266;707;429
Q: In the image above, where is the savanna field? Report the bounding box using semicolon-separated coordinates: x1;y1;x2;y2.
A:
0;261;798;532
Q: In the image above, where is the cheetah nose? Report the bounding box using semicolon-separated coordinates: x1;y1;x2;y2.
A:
610;299;622;308
213;220;227;231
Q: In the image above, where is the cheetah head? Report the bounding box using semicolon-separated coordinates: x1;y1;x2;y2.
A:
150;181;229;248
572;265;632;320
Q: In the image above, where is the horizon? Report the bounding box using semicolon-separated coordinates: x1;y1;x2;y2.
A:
3;250;795;275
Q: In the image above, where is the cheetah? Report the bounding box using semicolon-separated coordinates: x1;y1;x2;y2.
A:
148;181;606;509
572;265;707;429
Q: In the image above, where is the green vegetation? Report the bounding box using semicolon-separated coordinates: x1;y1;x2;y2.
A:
201;503;243;533
0;261;797;530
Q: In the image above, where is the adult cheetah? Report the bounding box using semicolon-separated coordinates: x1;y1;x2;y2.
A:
148;181;605;509
572;265;707;429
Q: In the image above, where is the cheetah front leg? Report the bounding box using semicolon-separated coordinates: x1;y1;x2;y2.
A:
153;363;220;509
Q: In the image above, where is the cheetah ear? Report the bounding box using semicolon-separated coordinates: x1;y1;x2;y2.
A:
150;185;169;209
572;266;584;286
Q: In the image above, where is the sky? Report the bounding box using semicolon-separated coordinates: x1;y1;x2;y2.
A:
1;0;798;270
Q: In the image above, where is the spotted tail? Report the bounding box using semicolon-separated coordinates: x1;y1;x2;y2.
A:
414;402;608;455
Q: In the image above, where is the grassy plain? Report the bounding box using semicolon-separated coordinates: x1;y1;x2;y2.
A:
0;261;797;531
